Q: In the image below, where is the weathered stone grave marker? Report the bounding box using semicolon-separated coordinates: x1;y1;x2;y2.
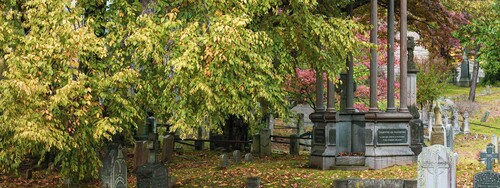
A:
244;153;253;163
452;109;460;134
233;150;242;164
101;143;127;188
160;134;174;163
259;128;271;156
220;154;229;168
474;143;500;188
418;145;458;188
463;111;470;134
431;106;446;145
480;111;490;122
246;177;261;188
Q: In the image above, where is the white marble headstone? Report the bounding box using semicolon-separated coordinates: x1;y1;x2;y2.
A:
418;145;458;188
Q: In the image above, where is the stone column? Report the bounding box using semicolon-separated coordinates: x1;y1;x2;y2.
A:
315;70;325;112
346;4;355;113
407;37;418;107
458;49;471;87
327;79;336;112
369;0;379;112
399;0;409;112
386;0;396;112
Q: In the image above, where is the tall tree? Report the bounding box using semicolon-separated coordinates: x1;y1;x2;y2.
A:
0;0;369;180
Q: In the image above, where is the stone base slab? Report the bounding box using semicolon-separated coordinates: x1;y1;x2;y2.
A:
331;165;370;171
365;156;416;170
309;155;335;170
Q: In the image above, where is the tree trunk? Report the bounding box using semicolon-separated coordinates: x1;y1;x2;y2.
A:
468;46;481;102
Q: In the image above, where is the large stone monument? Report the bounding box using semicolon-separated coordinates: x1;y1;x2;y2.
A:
457;49;471;87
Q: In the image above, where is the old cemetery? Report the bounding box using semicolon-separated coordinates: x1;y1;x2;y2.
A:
2;0;500;187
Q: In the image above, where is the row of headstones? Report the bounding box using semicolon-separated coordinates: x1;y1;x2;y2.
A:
219;150;254;168
100;134;176;188
418;143;500;188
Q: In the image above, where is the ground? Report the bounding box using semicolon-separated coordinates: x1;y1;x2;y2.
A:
0;84;499;187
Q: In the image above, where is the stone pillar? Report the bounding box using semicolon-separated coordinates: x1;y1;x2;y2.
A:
369;0;379;112
251;134;260;155
315;70;324;112
346;3;355;113
290;134;299;155
407;37;418;107
386;0;396;112
327;79;336;112
399;0;408;112
195;127;203;150
259;129;271;156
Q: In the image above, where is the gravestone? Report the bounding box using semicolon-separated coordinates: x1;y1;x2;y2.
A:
233;150;242;164
421;108;429;128
417;145;458;188
463;111;470;134
481;111;490;122
446;125;454;150
289;134;299;155
442;108;450;127
251;134;260;155
136;164;169;188
160;135;174;163
259;129;271;156
244;153;253;163
246;177;261;188
474;143;500;188
100;143;127;188
220;154;229;168
137;133;169;188
493;134;498;163
452;109;460;134
479;143;498;172
134;141;148;171
474;171;500;188
431;106;445;145
428;112;434;138
409;106;424;155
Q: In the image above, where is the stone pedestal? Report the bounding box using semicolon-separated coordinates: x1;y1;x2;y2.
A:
309;112;336;170
365;112;416;169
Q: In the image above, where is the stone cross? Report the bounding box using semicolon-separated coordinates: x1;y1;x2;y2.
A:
480;143;498;171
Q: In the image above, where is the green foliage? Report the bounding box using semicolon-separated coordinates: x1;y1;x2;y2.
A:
416;59;449;108
451;0;500;85
0;0;369;181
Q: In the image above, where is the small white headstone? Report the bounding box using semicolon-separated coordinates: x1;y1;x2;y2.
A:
418;145;458;188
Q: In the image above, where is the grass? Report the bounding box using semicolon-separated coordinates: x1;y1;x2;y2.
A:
1;84;499;187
